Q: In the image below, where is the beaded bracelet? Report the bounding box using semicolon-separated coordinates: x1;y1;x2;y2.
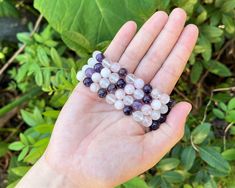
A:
76;51;175;131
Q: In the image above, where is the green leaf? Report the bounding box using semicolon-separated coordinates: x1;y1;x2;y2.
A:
0;142;8;157
228;98;235;110
162;171;184;183
37;46;50;66
8;141;24;151
157;158;180;171
34;0;158;46
192;123;211;144
50;48;63;68
198;146;231;173
226;110;235;123
0;0;19;17
221;0;235;12
196;10;207;25
222;149;235;161
21;110;37;126
123;177;148;188
17;33;32;44
212;108;225;119
19;133;28;145
18;146;29;161
222;15;235;34
198;35;211;61
190;62;203;84
203;60;232;77
11;166;30;177
181;146;196;170
200;25;223;43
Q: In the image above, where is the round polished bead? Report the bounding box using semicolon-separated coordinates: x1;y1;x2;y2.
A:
100;67;111;78
90;83;100;93
116;79;126;89
94;63;103;73
109;73;119;84
83;77;93;87
92;51;101;59
142;95;152;104
123;95;134;106
85;68;95;77
134;78;145;89
91;72;101;83
151;110;160;120
115;89;125;100
123;106;133;116
158;115;167;123
76;71;85;81
159;93;170;104
125;74;136;84
142;116;152;127
96;53;104;62
105;94;116;105
160;104;169;114
107;84;117;93
87;58;97;67
102;59;111;68
132;111;144;122
118;68;128;77
124;84;135;95
110;63;121;73
143;84;152;94
132;100;143;111
99;78;110;88
141;104;152;116
150;120;160;131
97;88;107;98
151;88;161;99
114;100;124;110
133;89;144;100
151;99;162;110
82;64;91;72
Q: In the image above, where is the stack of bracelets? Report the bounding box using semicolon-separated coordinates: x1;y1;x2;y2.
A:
76;51;175;132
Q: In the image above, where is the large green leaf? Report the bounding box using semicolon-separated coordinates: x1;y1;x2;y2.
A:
0;0;19;18
181;146;196;170
34;0;157;46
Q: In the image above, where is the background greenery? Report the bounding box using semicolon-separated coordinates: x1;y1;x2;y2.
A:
0;0;234;187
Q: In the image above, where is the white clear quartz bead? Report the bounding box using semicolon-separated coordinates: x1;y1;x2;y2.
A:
151;99;162;110
115;89;126;100
114;100;124;110
125;74;136;84
110;63;120;72
132;111;144;122
151;110;161;120
159;93;170;104
151;88;161;99
109;73;119;84
99;78;110;88
124;84;135;95
142;116;152;127
141;104;152;116
123;95;134;106
105;94;116;105
133;89;144;100
100;67;111;78
87;58;97;67
76;71;85;81
91;72;101;83
92;50;101;59
134;78;144;89
160;104;169;114
90;83;100;93
102;59;111;68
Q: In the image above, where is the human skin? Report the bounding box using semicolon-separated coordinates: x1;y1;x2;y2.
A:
16;8;198;188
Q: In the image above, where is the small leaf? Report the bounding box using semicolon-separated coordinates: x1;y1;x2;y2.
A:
18;146;29;161
203;60;232;77
226;110;235;123
162;171;184;183
157;158;180;171
37;46;50;66
222;15;235;34
50;48;62;67
8;141;24;151
212;109;225;119
200;25;223;43
221;0;235;12
21;110;37;126
0;142;8;157
190;62;203;84
20;133;28;145
181;146;196;170
228;98;235;110
11;166;30;177
123;177;148;188
192;123;211;144
222;149;235;161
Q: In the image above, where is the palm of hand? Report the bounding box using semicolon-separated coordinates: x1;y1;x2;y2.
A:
44;8;198;188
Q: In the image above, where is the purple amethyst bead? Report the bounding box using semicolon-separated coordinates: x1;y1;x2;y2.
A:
83;77;93;87
132;100;142;111
123;106;133;116
94;63;103;73
85;68;95;77
96;53;105;62
118;68;128;77
97;88;107;98
150;120;161;131
107;84;117;93
143;84;153;94
116;79;126;89
142;95;152;104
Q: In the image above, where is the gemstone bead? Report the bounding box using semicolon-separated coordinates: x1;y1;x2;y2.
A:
105;94;116;105
158;115;167;123
134;78;145;89
151;110;160;120
96;53;104;62
85;68;95;77
143;84;152;94
150;120;160;131
125;74;136;84
142;95;152;104
115;89;125;100
83;77;93;87
151;88;161;99
90;83;100;93
159;93;170;104
87;58;97;67
98;88;107;98
142;116;152;127
107;84;117;93
133;89;144;100
92;51;101;59
109;73;119;84
132;111;144;122
114;100;124;110
82;64;91;72
91;72;102;83
124;84;135;95
100;67;111;78
94;63;103;73
110;63;120;72
160;104;169;114
141;104;152;116
118;68;128;77
76;71;85;81
123;106;133;116
123;95;134;106
166;99;175;109
99;78;110;88
102;59;111;68
132;100;143;111
116;79;126;88
151;99;162;110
